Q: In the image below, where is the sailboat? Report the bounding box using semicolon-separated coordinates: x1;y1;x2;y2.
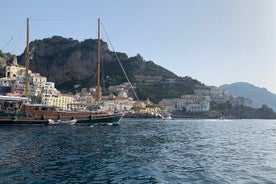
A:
0;18;123;125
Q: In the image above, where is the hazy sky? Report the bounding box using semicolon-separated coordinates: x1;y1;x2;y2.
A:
1;0;276;93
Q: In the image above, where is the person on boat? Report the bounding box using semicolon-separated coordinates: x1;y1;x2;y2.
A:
13;103;19;112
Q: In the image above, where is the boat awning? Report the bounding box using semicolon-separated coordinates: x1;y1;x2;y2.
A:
0;95;30;102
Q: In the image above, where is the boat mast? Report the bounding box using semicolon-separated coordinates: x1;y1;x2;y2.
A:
24;18;30;97
95;18;102;102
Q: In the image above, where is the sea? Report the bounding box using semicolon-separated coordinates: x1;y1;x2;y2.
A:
0;119;275;184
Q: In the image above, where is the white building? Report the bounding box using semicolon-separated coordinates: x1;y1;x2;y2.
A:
176;94;210;112
1;57;61;98
42;82;60;95
100;94;134;112
194;86;231;103
230;96;253;107
41;94;74;110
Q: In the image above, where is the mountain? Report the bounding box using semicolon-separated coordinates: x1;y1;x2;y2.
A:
2;41;276;118
220;82;276;111
13;36;203;103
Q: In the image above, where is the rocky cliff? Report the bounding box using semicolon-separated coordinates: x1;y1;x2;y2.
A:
14;36;203;102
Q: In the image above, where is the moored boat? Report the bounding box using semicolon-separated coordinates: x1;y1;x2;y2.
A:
0;95;122;126
0;18;123;126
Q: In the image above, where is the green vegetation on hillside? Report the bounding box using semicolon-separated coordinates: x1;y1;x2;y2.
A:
16;36;203;102
135;77;202;103
210;100;276;119
210;101;232;111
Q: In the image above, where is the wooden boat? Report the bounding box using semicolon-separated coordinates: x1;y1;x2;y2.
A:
0;18;123;126
0;96;122;126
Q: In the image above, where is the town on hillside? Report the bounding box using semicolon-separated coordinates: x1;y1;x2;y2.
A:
0;57;254;119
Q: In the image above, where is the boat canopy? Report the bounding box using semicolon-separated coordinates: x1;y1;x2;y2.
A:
0;95;30;102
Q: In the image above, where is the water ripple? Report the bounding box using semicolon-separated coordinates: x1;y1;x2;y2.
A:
0;119;275;183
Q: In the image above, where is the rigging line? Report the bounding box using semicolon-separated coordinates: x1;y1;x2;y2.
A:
101;22;140;101
30;18;98;21
12;22;25;54
1;37;14;50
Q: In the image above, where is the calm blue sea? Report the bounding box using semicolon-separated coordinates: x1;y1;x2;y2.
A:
0;119;275;184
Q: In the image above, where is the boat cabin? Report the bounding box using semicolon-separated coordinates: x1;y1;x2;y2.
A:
0;95;30;113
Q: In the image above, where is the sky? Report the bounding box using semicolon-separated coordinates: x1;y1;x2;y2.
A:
1;0;276;93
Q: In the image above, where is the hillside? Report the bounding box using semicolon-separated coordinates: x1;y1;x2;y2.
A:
15;36;203;103
220;82;276;111
2;45;276;118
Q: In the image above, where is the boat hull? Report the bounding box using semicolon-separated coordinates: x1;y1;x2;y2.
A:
0;119;48;126
0;114;122;126
76;114;122;125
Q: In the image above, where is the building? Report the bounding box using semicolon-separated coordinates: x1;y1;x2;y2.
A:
176;94;210;112
5;58;27;80
0;57;61;98
229;96;253;107
0;77;12;87
65;91;95;111
134;75;162;82
29;73;47;96
41;94;74;110
42;82;60;95
194;86;231;103
9;80;24;96
115;96;134;111
100;93;134;112
158;98;178;112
